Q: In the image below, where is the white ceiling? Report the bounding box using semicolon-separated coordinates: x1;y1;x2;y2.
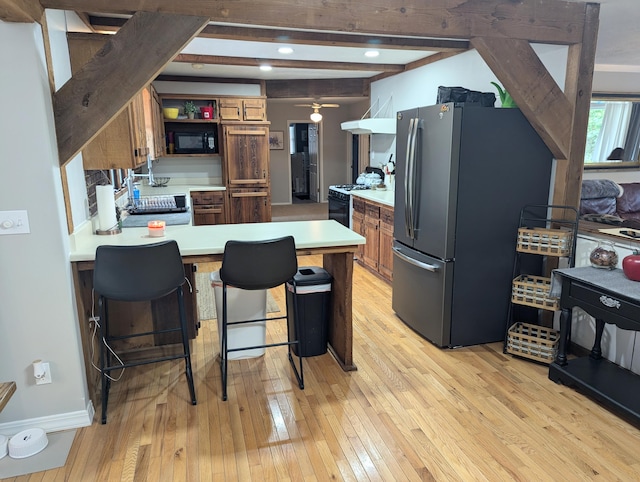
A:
80;1;639;82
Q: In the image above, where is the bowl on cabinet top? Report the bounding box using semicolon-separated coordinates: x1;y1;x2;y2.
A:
163;107;179;119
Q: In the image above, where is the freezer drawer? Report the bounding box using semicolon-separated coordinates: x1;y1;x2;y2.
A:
391;242;453;347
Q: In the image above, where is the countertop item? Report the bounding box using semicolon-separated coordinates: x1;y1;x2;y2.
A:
69;219;365;262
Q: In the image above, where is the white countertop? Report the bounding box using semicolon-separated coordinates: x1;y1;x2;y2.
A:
350;189;395;207
70;220;365;262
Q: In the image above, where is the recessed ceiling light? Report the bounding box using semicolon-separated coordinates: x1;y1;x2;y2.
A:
259;65;273;71
278;47;294;55
191;63;204;70
364;50;380;58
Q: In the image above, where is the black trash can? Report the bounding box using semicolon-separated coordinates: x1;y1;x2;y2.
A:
287;266;332;357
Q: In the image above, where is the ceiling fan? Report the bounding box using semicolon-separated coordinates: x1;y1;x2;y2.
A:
294;102;340;122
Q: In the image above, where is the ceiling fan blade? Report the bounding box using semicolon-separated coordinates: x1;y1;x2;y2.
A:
294;104;313;107
320;103;340;108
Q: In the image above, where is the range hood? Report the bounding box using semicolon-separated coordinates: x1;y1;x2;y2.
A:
341;118;396;135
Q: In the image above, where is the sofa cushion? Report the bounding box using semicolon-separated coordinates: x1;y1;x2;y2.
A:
616;182;640;219
580;196;617;215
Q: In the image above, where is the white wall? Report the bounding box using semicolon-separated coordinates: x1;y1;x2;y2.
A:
0;15;92;432
369;44;569;167
266;100;367;204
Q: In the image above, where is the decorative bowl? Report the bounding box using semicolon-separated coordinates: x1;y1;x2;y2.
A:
589;242;618;269
163;107;179;119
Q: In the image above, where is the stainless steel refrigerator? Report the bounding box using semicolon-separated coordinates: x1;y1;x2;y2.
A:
392;103;553;347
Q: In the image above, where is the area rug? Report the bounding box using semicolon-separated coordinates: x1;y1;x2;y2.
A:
0;429;76;479
196;272;280;320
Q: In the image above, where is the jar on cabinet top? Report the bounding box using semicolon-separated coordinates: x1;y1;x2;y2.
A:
589;241;619;269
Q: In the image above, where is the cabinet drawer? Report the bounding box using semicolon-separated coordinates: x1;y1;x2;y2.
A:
569;281;640;329
191;191;224;205
353;198;365;214
380;206;394;226
365;203;380;219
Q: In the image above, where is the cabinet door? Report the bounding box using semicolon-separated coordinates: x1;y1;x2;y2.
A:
243;98;266;121
219;98;243;121
148;86;165;159
224;125;270;186
67;34;148;170
191;191;226;225
228;188;271;223
379;206;394;281
352;198;366;261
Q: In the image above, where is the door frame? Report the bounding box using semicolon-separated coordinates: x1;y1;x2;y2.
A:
287;120;323;204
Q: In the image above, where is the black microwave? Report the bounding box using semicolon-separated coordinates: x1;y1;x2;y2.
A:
174;131;217;154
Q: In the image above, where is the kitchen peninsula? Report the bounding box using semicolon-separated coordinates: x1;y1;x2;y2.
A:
70;219;364;404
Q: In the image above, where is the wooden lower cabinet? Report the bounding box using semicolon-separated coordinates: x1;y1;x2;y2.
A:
191;191;226;226
228;188;271;223
352;196;394;282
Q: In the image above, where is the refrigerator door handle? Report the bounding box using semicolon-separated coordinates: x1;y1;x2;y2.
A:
393;246;439;272
405;118;418;239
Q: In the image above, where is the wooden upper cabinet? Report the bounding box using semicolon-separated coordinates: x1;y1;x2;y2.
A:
242;98;266;121
67;33;154;170
223;125;270;186
219;97;267;122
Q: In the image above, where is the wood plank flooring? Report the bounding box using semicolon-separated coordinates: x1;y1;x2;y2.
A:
9;255;640;481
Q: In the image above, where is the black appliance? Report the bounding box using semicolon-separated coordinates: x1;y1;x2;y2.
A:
328;185;371;228
392;103;553;347
174;131;217;154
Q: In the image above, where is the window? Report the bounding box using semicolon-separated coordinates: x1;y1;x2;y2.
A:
584;95;640;168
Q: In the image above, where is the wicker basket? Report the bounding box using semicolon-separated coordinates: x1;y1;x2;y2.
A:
511;275;559;310
506;322;559;364
516;227;572;256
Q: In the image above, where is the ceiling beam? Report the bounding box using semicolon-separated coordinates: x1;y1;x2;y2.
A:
174;53;404;73
0;0;43;22
41;0;586;44
266;79;369;99
472;37;572;160
53;12;209;166
553;2;600;209
87;16;470;52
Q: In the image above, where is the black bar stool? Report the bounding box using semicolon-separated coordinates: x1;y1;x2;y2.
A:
93;240;196;423
219;235;303;401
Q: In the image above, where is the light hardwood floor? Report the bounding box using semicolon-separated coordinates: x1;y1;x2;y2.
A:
13;256;640;481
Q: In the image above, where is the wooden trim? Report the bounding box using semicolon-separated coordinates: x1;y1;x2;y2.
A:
59;161;74;235
88;16;470;52
553;2;600;209
0;0;44;23
174;53;405;73
40;0;586;44
53;12;209;166
39;11;56;93
266;78;370;99
0;381;16;413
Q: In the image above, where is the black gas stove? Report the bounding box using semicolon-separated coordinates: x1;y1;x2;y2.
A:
334;184;370;191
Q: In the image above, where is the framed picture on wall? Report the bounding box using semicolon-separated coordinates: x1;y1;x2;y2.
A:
269;131;284;150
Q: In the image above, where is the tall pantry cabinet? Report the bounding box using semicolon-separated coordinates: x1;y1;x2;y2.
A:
223;123;271;223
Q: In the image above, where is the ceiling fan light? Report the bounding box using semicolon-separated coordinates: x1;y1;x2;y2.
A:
310;111;323;122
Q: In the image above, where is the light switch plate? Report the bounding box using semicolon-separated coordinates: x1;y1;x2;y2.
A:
0;210;30;235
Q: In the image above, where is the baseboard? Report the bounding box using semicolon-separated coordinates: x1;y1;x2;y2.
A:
0;401;94;435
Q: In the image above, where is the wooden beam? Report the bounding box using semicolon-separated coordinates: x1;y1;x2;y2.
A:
553;2;600;209
174;53;404;73
0;0;43;22
266;78;369;99
472;37;572;160
155;75;263;85
40;0;586;44
53;12;209;166
87;16;470;52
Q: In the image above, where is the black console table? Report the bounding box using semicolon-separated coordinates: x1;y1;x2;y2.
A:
549;267;640;426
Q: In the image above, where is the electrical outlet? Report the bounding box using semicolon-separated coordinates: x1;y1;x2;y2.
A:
0;210;30;235
35;362;52;385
